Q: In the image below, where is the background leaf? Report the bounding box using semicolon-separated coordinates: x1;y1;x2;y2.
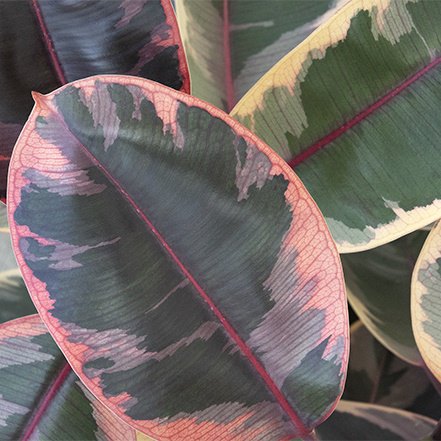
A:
8;75;348;440
0;314;146;441
342;230;428;365
316;400;436;440
343;322;441;420
231;0;441;252
0;0;189;199
412;220;441;382
176;0;348;111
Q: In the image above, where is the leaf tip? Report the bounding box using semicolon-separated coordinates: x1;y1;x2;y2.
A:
31;91;47;106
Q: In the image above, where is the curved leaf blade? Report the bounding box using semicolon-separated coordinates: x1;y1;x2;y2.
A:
232;0;441;252
343;322;441;419
176;0;348;112
412;220;441;381
0;314;141;441
316;401;436;440
0;0;189;199
8;75;348;439
342;230;428;365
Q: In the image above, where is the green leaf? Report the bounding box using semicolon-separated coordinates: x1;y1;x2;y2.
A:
343;322;441;420
342;230;428;365
231;0;441;252
316;400;436;440
412;220;441;382
0;202;36;323
0;0;189;200
176;0;348;112
0;314;146;440
7;75;348;440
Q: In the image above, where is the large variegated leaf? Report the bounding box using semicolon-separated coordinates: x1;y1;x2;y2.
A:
176;0;348;112
0;202;35;323
412;220;441;382
0;0;189;200
7;76;348;440
342;230;428;365
316;401;436;440
232;0;441;252
0;314;148;440
343;322;441;420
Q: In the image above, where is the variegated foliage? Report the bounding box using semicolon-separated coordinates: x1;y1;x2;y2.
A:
7;75;348;440
342;230;428;365
0;0;189;200
343;322;441;420
0;314;150;441
176;0;348;112
412;221;441;383
316;401;436;440
0;202;35;323
232;0;441;252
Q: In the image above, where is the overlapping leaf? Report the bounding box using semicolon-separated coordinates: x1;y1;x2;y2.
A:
316;401;436;440
7;75;348;440
232;0;441;252
176;0;348;112
342;230;428;365
343;322;441;419
0;314;148;440
412;220;441;382
0;202;35;323
0;0;189;199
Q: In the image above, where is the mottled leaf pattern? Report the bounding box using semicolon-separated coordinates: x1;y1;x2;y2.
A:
342;230;428;365
232;0;441;252
412;220;441;382
316;401;436;440
0;0;189;199
0;202;36;323
0;314;141;441
176;0;348;112
343;322;441;420
8;76;348;440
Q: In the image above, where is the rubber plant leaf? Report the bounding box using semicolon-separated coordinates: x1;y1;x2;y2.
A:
0;0;189;200
0;202;36;323
0;314;155;441
412;220;441;383
342;230;428;365
316;401;436;441
175;0;348;112
231;0;441;252
7;75;348;440
343;322;441;420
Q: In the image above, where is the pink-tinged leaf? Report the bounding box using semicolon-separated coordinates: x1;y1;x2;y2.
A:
0;0;189;200
8;75;348;440
0;314;143;440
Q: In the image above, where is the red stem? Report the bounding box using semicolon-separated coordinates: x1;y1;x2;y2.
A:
30;0;67;85
22;361;71;440
223;0;235;111
288;56;441;168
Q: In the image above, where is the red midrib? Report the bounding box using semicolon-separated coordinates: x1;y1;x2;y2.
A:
22;361;71;440
223;0;235;112
49;103;310;438
30;0;67;85
288;56;441;168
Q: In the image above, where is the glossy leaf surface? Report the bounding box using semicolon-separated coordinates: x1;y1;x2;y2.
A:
0;314;143;441
343;322;441;420
0;0;189;199
0;202;35;323
176;0;349;112
342;230;428;365
316;401;436;440
412;221;441;382
232;0;441;252
8;75;348;440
